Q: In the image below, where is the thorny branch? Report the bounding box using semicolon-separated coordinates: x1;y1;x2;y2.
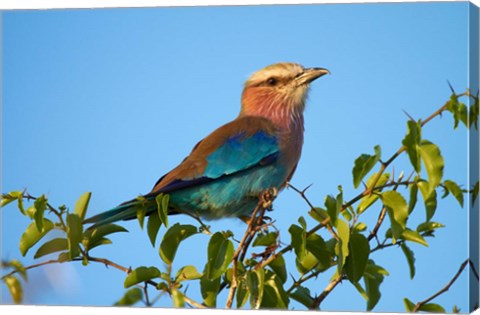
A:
1;254;205;308
225;188;277;309
412;259;479;312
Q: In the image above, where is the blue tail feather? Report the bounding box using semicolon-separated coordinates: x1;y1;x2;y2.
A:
83;198;155;227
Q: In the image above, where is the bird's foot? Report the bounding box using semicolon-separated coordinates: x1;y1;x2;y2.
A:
260;187;278;210
252;242;280;263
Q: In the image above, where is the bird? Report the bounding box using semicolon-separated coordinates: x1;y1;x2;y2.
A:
84;62;329;227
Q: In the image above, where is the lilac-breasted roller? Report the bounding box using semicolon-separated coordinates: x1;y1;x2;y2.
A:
84;62;329;226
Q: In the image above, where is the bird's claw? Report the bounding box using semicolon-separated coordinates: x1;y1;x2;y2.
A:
261;187;278;210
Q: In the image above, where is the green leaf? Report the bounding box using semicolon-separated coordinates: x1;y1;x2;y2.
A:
159;223;197;265
353;145;381;189
352;281;368;302
2;191;26;215
403;298;415;312
336;186;344;222
335;219;350;273
83;223;127;251
363;260;388;311
33;195;47;232
147;212;161;247
124;266;161;288
381;191;408;242
443;180;464;207
295;251;319;274
236;275;249;308
345;233;370;283
325;195;338;227
290;286;314;308
135;196;147;229
253;232;278;247
86;237;112;250
357;173;390;214
172;289;185;307
74;192;91;221
401;228;428;246
354;222;367;232
408;183;418;214
175;265;202;282
1;191;23;209
19;219;54;256
341;208;352;221
418;180;438;221
247;268;265;309
309;207;328;223
5;276;23;304
289;224;306;261
67;213;83;259
260;271;289;309
419;303;447;313
155;193;169;228
419;140;444;195
402;120;422;173
7;260;27;281
114;288;143;306
268;255;287;284
200;275;220;307
34;238;69;259
306;233;332;271
416;221;445;233
400;243;415;279
458;102;468;127
205;232;234;280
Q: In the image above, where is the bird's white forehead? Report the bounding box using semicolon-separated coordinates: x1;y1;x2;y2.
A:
246;62;305;84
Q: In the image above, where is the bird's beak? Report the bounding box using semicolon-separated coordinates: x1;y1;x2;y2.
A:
295;67;330;86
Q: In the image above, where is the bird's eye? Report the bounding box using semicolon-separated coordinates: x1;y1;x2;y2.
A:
266;77;277;86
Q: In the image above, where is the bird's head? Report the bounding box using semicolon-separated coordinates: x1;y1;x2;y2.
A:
240;62;329;125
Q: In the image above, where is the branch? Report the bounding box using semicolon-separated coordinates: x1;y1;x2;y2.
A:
310;275;344;309
225;188;276;309
366;98;452;195
183;295;207;308
367;172;408;241
1;259;62;280
288;183;338;240
2;254;207;309
412;258;472;312
23;191;67;228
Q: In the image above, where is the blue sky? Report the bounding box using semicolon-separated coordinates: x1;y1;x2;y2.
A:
1;1;477;312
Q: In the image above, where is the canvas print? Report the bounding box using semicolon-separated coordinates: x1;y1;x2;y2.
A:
1;1;479;313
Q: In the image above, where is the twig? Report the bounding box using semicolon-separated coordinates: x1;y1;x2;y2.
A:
370;240;403;253
187;212;213;236
366;98;451;196
225;189;275;309
258;215;331;270
310;275;343;309
85;255;131;273
412;259;470;312
143;283;151;306
23;192;67;228
183;295;207;308
286;267;331;294
1;254;207;309
367;172;406;241
1;259;62;280
288;183;339;240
